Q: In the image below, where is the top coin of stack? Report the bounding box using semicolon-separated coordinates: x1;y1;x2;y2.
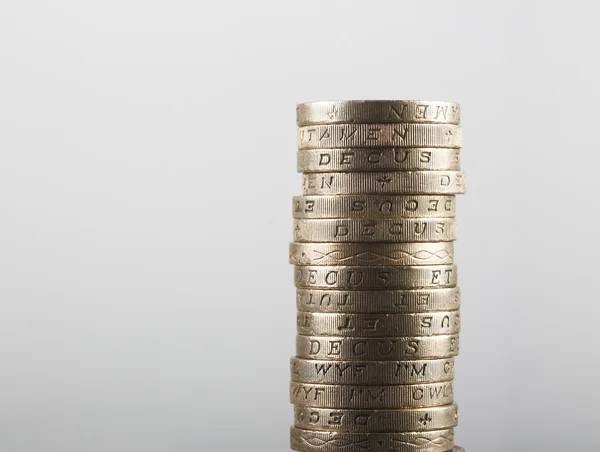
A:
289;100;465;452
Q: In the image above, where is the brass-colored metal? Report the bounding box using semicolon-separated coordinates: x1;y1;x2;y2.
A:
290;381;454;408
298;124;462;149
296;287;461;313
293;404;459;432
296;100;461;126
296;311;460;337
294;265;458;290
291;426;455;452
296;334;460;360
290;357;455;384
298;147;461;172
293;195;456;219
302;171;465;195
290;242;455;266
293;218;456;243
288;100;465;449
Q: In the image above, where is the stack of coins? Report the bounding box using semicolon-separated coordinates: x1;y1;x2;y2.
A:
289;101;465;452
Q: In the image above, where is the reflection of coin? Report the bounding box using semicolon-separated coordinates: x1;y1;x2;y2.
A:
298;147;460;172
302;171;465;195
291;357;455;384
296;287;461;313
297;100;460;126
290;242;455;266
291;427;455;452
296;334;460;360
293;195;456;219
294;218;456;243
298;124;461;149
293;404;459;432
290;382;454;408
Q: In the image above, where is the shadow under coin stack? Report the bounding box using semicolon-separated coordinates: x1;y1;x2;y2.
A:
289;101;466;452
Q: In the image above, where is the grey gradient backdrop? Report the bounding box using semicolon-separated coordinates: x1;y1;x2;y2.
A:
1;1;599;451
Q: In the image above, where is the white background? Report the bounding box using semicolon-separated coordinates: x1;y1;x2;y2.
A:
1;1;599;451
